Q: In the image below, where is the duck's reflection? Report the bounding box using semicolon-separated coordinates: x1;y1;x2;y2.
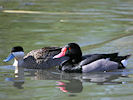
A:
5;67;25;89
28;69;128;93
81;72;127;85
5;66;129;93
56;79;83;93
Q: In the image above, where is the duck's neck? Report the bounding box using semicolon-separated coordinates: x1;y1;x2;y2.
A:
13;58;25;74
14;59;24;83
71;55;82;63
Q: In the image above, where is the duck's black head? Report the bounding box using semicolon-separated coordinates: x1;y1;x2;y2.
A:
66;43;82;58
11;46;24;53
53;43;82;63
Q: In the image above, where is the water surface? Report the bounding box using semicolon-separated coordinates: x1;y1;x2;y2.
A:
0;0;133;100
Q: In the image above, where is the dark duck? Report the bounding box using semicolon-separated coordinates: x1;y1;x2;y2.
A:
53;43;131;73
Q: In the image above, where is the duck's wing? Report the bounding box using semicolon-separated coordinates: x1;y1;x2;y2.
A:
23;47;61;68
80;53;119;66
82;59;119;73
23;47;70;69
24;47;61;60
80;54;105;66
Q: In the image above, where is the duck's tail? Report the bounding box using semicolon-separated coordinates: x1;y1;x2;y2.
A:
120;55;131;67
115;54;131;68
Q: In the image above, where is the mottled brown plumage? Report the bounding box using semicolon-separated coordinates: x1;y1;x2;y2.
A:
22;47;68;69
4;46;69;69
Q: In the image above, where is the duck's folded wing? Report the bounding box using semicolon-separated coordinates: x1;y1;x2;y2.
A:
80;55;104;66
82;59;118;73
25;47;61;60
80;53;119;66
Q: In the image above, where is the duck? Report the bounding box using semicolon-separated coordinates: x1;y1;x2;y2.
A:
53;43;131;73
3;46;69;70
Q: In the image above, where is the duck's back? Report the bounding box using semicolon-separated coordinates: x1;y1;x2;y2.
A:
23;47;68;69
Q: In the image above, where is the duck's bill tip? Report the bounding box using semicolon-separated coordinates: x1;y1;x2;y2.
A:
3;59;8;62
53;47;67;59
3;54;15;62
53;52;65;59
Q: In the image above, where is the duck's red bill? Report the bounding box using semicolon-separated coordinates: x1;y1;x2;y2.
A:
53;47;67;59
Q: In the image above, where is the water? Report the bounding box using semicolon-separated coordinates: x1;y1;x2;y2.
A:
0;0;133;100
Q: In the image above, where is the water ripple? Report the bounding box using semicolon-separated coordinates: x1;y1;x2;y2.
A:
111;18;133;21
2;10;104;15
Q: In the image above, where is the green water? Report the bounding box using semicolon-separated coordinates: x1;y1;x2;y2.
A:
0;0;133;100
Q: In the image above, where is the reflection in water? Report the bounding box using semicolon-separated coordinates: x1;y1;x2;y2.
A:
12;79;24;89
81;72;127;85
5;66;129;94
5;67;25;89
56;79;83;93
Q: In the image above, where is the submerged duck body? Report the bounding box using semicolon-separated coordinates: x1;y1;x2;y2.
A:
4;46;69;69
53;43;131;73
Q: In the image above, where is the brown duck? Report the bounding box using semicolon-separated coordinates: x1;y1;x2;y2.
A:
3;46;69;69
